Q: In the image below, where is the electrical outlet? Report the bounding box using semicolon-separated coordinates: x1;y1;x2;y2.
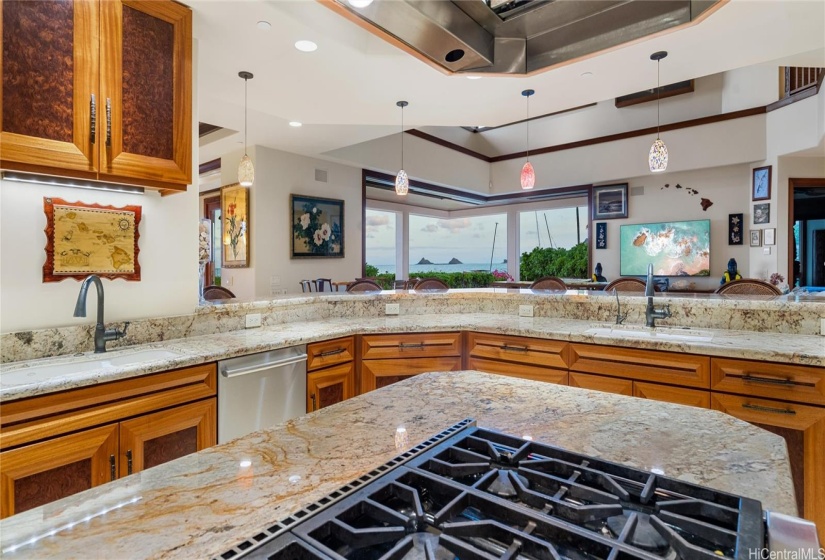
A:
519;305;534;317
385;303;400;315
245;313;262;328
763;247;771;255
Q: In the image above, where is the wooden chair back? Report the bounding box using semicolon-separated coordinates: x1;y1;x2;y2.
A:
346;280;383;293
202;285;236;300
604;278;650;292
314;278;333;292
412;278;449;291
529;276;568;291
299;280;313;293
715;279;781;296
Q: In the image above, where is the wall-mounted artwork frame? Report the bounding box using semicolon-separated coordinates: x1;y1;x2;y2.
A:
753;203;770;224
43;197;141;282
752;165;771;201
595;222;607;249
763;228;776;246
291;194;344;258
728;213;743;245
592;184;628;220
221;183;250;268
750;229;762;247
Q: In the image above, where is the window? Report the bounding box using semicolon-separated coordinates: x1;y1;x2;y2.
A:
409;213;507;275
365;209;396;274
519;206;588;279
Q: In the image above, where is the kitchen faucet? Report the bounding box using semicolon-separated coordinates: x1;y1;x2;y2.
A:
73;275;129;353
644;263;671;328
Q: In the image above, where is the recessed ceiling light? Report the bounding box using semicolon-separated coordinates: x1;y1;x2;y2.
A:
580;71;594;78
256;20;271;31
466;76;482;80
289;121;302;127
294;40;318;53
348;0;374;7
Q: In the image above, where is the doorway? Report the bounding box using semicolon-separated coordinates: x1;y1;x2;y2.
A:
203;196;222;286
789;178;825;289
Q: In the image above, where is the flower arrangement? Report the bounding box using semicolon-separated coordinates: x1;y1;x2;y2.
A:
293;202;342;255
491;269;514;281
225;201;246;259
769;272;785;286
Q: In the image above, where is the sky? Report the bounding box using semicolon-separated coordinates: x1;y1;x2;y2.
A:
365;206;588;266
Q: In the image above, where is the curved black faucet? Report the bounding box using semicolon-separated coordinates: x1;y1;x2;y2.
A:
73;275;129;353
644;263;671;327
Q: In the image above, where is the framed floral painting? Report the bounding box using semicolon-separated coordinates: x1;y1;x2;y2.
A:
221;184;249;268
291;195;344;258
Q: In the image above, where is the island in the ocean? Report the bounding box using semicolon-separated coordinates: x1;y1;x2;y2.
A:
448;257;462;264
416;258;433;265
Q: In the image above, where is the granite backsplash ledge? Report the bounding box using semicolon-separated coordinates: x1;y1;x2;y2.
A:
2;290;823;362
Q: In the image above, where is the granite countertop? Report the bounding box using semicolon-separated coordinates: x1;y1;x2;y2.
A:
0;371;797;558
2;313;824;402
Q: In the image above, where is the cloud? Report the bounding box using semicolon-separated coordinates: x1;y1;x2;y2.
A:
472;233;481;238
421;224;439;232
366;215;390;227
436;218;472;233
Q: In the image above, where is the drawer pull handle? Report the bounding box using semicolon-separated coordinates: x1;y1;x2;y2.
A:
126;449;133;475
310;393;317;411
109;454;116;481
741;375;803;387
90;94;97;144
318;348;345;358
742;403;796;415
501;344;528;352
105;98;112;147
399;342;425;349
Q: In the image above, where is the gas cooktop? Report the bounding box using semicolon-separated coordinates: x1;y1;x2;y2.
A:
217;420;812;560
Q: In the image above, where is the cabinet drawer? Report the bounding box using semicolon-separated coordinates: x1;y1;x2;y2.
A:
569;343;710;389
466;332;569;370
634;382;710;409
361;357;462;393
569;373;633;396
711;358;825;406
467;357;568;385
307;337;355;372
361;332;460;359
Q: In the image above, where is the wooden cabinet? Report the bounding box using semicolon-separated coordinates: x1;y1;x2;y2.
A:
569;372;633;395
466;332;569;385
711;358;825;406
360;332;461;393
0;0;192;192
0;363;216;518
634;382;710;408
712;392;825;543
306;337;355;412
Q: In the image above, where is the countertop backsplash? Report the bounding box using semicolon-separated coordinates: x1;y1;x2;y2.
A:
2;290;823;363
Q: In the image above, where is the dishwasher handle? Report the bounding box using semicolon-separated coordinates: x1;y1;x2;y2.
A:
221;353;308;378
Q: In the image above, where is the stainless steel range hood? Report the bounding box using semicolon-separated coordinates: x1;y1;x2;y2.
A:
331;0;721;75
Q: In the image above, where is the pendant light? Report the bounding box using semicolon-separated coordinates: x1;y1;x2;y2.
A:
395;100;409;196
238;71;254;187
648;51;668;173
520;89;535;190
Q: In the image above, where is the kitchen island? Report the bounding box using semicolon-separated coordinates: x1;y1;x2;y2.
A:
0;371;796;558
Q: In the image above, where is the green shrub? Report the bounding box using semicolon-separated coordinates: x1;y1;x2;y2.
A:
364;263;379;277
519;242;588;281
362;270;495;289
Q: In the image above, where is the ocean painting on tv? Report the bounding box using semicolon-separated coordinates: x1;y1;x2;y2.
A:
620;219;710;276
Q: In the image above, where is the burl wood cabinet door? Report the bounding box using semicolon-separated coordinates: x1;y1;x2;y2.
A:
118;399;215;477
307;363;355;413
0;0;99;174
0;424;118;519
99;0;191;187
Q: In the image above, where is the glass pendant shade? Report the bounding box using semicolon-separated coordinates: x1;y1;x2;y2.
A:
648;138;668;173
395;169;409;195
520;161;535;190
238;154;254;186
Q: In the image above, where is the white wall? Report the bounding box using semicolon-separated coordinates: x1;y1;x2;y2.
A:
590;164;752;289
217;145;364;297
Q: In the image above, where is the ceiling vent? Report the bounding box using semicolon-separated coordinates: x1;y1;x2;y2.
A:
315;169;328;183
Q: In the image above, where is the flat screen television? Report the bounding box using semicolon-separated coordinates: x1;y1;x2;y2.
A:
619;219;710;277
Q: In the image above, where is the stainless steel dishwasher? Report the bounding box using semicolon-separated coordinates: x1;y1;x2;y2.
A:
217;345;307;444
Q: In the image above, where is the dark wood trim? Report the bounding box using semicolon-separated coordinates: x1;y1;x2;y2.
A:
468;103;598;132
199;186;221;196
361;169;368;279
404;130;492;162
198;123;222;138
203;195;220;285
365;170;488;205
490;106;767;162
788;177;825;288
615;80;695;109
198;158;221;175
767;85;819;112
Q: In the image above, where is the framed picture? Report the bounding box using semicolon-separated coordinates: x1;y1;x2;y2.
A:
592;184;628;220
221;184;249;268
764;228;776;246
291;195;344;258
749;229;761;247
752;166;771;201
43;197;141;282
753;203;770;224
728;213;743;245
595;222;607;249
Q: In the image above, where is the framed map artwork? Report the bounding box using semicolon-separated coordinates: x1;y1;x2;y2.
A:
43;198;141;282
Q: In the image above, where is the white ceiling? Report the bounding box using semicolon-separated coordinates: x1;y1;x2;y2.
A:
195;0;825;165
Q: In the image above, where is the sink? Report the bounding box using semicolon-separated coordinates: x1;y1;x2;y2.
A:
1;348;186;385
585;325;713;343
